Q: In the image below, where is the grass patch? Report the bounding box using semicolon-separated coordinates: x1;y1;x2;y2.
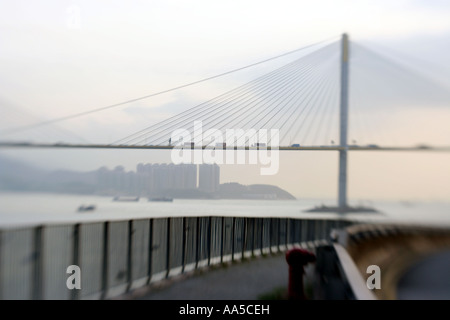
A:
257;286;288;300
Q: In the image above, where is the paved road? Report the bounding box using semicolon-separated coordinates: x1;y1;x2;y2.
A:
396;249;450;300
127;253;291;300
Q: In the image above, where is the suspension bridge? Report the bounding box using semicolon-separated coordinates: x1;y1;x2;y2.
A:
1;33;449;210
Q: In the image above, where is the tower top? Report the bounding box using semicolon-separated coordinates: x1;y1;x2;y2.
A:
342;33;349;62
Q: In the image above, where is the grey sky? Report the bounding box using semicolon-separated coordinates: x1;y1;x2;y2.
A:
1;1;450;201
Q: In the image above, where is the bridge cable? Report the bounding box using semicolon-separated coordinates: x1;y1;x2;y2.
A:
115;45;329;145
125;41;339;146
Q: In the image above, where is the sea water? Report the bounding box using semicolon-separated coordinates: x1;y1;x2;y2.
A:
1;191;449;228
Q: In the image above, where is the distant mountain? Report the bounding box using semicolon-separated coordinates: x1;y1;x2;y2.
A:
0;153;46;191
0;155;297;199
41;170;97;194
0;154;96;194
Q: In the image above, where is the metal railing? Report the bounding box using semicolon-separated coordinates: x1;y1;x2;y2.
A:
0;216;353;300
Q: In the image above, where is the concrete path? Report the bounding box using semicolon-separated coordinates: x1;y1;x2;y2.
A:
123;253;291;300
396;249;450;300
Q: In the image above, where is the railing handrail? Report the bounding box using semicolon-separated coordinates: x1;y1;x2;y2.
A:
332;243;377;300
0;214;352;230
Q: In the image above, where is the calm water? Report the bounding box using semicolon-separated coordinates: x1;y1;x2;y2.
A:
0;192;449;228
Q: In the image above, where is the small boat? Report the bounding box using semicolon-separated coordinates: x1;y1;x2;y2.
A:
149;197;173;202
113;196;140;202
78;205;96;212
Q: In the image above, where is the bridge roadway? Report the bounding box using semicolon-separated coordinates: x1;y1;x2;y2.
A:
1;142;450;152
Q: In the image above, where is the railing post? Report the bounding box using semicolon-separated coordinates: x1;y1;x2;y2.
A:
126;220;133;292
207;217;212;266
71;224;80;300
268;218;274;254
181;217;186;273
325;220;330;241
241;218;246;260
252;218;256;257
165;218;171;279
195;217;200;269
285;219;289;250
146;219;153;285
316;220;321;242
220;217;225;264
301;220;307;244
277;219;281;252
32;226;43;300
285;218;291;250
299;219;303;245
312;220;316;242
231;217;235;262
100;222;109;300
309;220;314;243
260;218;264;256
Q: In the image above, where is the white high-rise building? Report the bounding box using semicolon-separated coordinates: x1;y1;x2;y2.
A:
198;164;220;193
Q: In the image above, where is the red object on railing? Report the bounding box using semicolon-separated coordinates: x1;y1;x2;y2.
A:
285;248;316;300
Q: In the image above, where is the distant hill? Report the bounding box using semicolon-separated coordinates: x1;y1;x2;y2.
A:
149;188;215;199
153;183;297;200
218;182;296;200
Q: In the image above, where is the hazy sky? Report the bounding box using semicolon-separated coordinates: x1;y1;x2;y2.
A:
1;0;450;202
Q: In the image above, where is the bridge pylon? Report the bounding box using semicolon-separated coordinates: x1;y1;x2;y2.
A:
338;33;349;211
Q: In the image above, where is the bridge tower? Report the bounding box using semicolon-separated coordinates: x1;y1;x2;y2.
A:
338;33;349;210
